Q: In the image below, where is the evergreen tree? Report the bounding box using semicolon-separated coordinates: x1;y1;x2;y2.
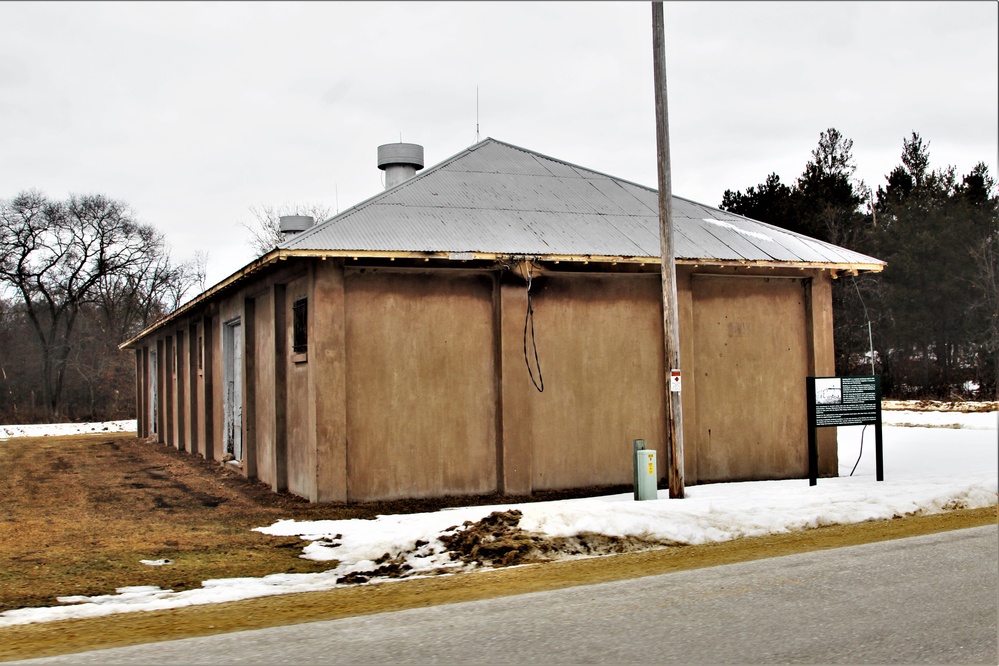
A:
719;129;997;398
720;173;802;233
872;134;998;397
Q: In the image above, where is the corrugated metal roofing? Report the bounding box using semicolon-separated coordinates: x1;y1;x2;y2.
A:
281;138;883;269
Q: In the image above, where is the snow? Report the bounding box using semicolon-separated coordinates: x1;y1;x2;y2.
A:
0;420;137;440
0;411;995;627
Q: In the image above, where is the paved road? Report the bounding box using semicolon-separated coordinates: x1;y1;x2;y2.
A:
16;525;998;665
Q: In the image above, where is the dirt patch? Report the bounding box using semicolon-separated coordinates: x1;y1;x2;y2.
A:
438;510;666;568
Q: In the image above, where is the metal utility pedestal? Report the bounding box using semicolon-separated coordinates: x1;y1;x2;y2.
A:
633;439;658;501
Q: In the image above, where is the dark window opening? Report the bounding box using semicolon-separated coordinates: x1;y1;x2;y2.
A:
292;298;308;354
197;336;204;370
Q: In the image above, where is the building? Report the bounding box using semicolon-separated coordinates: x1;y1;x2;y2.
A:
121;138;884;503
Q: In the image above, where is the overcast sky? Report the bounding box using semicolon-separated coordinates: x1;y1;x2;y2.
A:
2;1;996;286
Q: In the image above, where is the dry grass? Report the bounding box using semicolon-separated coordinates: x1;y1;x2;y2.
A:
0;433;629;614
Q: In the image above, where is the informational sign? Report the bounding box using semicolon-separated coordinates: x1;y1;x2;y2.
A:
812;376;880;426
669;369;681;392
806;376;883;486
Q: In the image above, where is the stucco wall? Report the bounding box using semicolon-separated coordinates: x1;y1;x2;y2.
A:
199;316;215;461
127;259;841;503
523;273;668;490
285;276;314;499
689;274;811;482
343;269;498;501
253;290;276;489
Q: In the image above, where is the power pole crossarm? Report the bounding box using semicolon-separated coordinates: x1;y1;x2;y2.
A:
652;1;685;499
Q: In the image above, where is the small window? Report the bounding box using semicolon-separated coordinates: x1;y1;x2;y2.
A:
197;336;204;371
292;298;308;354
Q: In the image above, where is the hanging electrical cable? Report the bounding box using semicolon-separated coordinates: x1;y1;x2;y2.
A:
850;424;869;476
521;261;544;392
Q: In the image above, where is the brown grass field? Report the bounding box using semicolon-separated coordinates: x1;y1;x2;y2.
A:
0;430;995;661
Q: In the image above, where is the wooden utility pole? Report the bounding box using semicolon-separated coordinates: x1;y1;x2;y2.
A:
652;1;685;498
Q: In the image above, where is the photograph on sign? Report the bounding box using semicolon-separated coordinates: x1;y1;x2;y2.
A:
815;377;842;404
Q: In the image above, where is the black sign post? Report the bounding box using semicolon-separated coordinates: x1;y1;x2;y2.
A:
807;376;883;485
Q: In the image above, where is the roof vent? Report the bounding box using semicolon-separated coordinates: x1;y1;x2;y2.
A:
377;142;424;189
279;215;315;237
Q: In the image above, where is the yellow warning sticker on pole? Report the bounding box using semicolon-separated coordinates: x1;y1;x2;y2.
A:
670;369;681;392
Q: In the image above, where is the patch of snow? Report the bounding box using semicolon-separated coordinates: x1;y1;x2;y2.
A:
882;410;997;430
0;413;995;627
0;420;136;440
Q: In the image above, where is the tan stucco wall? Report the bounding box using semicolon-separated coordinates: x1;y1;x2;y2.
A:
689;274;811;482
199;316;216;461
135;348;147;439
808;272;839;476
343;269;498;501
253;290;276;489
185;322;198;456
285;276;314;499
311;260;349;503
523;273;668;490
127;259;841;503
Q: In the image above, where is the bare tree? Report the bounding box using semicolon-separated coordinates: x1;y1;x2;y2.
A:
239;203;335;256
0;191;187;419
93;242;205;342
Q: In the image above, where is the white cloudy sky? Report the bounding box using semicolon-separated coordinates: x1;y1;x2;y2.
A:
1;1;996;286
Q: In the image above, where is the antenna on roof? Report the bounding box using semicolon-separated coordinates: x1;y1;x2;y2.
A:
476;86;480;143
335;183;339;215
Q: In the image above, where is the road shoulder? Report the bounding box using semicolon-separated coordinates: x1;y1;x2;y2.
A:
2;505;995;663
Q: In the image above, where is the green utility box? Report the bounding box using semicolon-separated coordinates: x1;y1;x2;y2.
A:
633;439;658;501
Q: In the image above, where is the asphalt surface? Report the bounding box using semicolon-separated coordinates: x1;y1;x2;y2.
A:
13;525;998;665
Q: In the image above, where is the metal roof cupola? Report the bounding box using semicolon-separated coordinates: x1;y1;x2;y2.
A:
377;142;424;189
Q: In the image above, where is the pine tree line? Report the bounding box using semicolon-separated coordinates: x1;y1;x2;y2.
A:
721;129;998;400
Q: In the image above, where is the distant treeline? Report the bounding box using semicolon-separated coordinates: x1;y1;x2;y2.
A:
0;192;203;423
721;129;998;400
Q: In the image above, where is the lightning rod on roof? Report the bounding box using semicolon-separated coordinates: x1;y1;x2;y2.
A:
476;86;480;143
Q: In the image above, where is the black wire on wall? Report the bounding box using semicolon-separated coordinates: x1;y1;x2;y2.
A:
522;262;544;392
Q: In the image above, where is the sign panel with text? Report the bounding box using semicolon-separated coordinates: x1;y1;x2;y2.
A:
807;376;883;485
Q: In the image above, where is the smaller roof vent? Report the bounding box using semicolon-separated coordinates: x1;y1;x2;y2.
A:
279;215;315;237
378;142;424;189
